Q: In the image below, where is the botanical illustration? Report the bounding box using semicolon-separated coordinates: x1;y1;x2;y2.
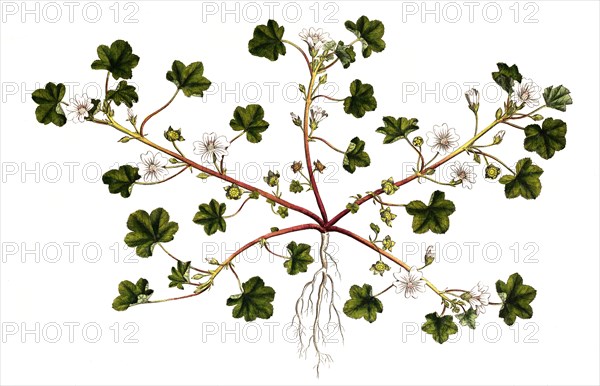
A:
32;16;572;374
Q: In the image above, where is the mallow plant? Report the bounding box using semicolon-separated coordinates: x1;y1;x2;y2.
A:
33;16;572;375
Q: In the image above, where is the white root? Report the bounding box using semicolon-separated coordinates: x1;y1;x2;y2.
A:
292;232;344;377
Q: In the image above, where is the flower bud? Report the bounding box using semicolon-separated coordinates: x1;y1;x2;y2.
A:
495;108;503;120
530;114;544;121
465;88;480;113
424;246;435;267
126;108;137;126
290;112;302;127
370;223;380;234
492;130;505;145
298;84;306;95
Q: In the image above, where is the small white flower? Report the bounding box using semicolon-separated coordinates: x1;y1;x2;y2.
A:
467;282;491;315
310;105;328;124
193;132;230;163
66;94;94;123
299;27;331;52
449;161;477;189
138;151;168;182
393;266;426;299
426;123;460;155
511;78;541;108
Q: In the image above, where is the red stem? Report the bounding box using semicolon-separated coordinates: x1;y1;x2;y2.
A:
303;73;329;222
135;136;325;226
139;89;179;136
329;226;411;271
325;141;476;228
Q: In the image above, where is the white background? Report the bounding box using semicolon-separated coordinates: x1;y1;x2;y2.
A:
1;1;599;385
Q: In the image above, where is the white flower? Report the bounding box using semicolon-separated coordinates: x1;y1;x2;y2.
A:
393;266;426;299
138;151;168;182
193;132;230;163
66;94;94;123
310;105;328;124
511;78;541;107
426;123;460;154
299;27;331;52
449;161;477;189
466;282;491;315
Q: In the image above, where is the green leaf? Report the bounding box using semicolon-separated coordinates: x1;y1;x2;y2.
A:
193;199;227;235
91;39;139;80
334;40;356;69
499;158;544;199
226;276;275;322
492;63;522;94
112;278;153;311
32;82;67;126
343;284;383;323
124;208;179;257
496;273;537;326
543;85;572;112
283;242;314;275
102;165;141;198
229;104;270;143
457;308;478;330
375;116;419;144
524;118;567;160
248;20;286;61
106;80;139;108
168;260;191;290
343;137;371;174
405;190;456;234
343;79;377;118
166;60;211;97
422;312;458;344
344;16;386;58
